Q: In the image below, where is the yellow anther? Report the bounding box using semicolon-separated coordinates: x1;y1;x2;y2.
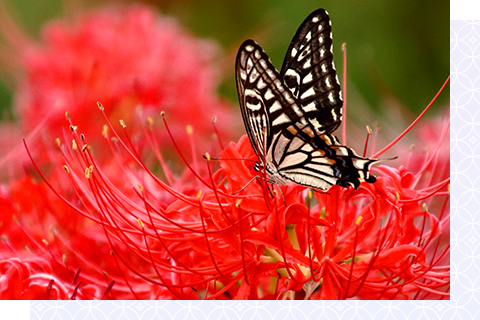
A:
119;120;126;129
42;239;49;246
236;199;242;208
97;102;104;110
72;139;77;150
102;125;108;136
65;111;70;120
82;144;88;152
355;216;363;225
212;115;217;124
186;125;193;135
55;138;61;147
161;111;165;117
205;152;211;161
147;117;153;126
63;165;69;173
138;218;144;228
70;125;77;132
394;191;400;200
307;189;314;200
80;134;85;142
137;184;144;192
196;190;202;199
366;125;372;134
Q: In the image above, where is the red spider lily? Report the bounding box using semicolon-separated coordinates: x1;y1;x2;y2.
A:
0;3;449;299
0;4;237;171
7;77;450;299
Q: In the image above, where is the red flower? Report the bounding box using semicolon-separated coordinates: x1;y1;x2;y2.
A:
1;4;237;168
7;94;448;299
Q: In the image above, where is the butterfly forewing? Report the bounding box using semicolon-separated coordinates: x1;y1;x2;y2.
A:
236;40;306;160
280;9;343;135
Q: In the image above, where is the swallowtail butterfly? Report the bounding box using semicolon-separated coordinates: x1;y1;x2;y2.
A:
235;8;379;191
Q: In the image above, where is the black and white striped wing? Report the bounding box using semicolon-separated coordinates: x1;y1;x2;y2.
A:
236;40;306;162
280;9;343;135
235;10;379;191
270;130;378;190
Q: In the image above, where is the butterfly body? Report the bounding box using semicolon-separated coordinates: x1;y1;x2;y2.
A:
236;9;379;191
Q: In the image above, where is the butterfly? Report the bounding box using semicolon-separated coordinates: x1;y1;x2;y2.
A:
235;8;379;191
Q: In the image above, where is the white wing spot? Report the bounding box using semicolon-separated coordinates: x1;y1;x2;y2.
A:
328;92;336;103
260;59;268;69
318;24;323;31
335;147;348;156
320;48;326;58
283;91;295;104
269;100;282;113
303;73;313;84
310;157;332;165
309;118;323;132
306;32;312;41
331;108;338;121
292;104;302;116
354;159;369;167
265;89;274;100
312;16;319;23
266;69;275;79
300;87;316;100
321;63;327;73
257;77;267;90
245;45;254;52
250;68;259;83
240;69;247;80
325;76;332;88
291;47;298;57
272;113;291;127
274;79;284;91
302;102;317;113
301;143;313;152
254;49;261;59
319;35;324;44
303;58;311;68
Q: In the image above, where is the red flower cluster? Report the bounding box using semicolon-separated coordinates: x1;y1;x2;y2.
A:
1;98;449;299
7;5;236;164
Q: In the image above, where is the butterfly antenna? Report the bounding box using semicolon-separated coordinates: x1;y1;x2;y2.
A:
232;175;261;195
201;154;256;163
